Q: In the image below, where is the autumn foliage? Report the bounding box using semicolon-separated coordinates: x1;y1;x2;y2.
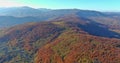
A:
0;16;120;63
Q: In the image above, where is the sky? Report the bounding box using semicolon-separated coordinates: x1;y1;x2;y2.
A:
0;0;119;11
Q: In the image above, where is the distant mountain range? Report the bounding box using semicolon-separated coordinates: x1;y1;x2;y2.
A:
0;6;104;17
0;6;120;29
0;6;120;63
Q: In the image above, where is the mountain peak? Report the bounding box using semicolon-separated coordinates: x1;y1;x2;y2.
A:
19;6;36;9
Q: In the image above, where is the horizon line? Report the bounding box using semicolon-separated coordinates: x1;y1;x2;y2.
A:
0;6;120;12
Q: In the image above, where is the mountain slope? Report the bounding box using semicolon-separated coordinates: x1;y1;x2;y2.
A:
0;7;45;17
0;15;120;63
0;22;65;63
0;16;42;28
35;28;120;63
49;15;120;38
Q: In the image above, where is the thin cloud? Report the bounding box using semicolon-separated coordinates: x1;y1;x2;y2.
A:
0;0;25;7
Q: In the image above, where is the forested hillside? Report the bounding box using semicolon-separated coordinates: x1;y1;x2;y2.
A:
0;15;120;63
